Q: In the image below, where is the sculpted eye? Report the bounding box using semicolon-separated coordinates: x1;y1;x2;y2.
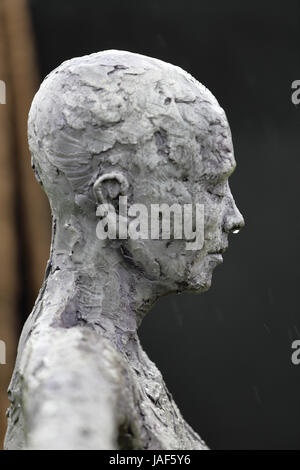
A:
207;186;225;199
206;180;228;200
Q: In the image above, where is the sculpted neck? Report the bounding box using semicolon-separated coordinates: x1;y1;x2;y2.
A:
42;215;160;355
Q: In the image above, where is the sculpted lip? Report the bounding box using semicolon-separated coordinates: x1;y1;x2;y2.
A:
207;252;223;266
208;246;227;255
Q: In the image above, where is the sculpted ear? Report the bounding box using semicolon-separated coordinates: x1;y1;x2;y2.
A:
94;172;129;241
93;172;129;205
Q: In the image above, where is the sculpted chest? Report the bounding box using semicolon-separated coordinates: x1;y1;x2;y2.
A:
117;350;207;450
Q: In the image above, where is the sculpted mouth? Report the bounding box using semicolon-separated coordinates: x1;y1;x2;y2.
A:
208;247;227;255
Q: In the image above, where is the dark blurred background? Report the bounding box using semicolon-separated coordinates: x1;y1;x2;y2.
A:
0;0;300;450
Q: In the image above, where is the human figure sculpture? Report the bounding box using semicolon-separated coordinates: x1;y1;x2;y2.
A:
5;50;244;450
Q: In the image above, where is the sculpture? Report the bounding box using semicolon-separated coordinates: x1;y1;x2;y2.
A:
5;50;244;450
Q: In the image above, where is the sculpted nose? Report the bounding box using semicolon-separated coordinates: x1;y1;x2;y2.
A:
223;195;245;235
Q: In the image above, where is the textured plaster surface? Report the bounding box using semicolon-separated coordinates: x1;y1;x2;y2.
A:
5;50;244;450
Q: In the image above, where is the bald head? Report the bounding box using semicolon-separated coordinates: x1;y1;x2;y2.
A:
28;50;232;215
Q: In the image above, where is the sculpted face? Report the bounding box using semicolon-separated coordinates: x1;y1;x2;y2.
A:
94;160;243;297
185;137;243;293
119;93;244;294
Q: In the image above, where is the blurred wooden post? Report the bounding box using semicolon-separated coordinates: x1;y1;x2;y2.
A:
2;0;51;297
0;0;51;449
0;1;18;448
